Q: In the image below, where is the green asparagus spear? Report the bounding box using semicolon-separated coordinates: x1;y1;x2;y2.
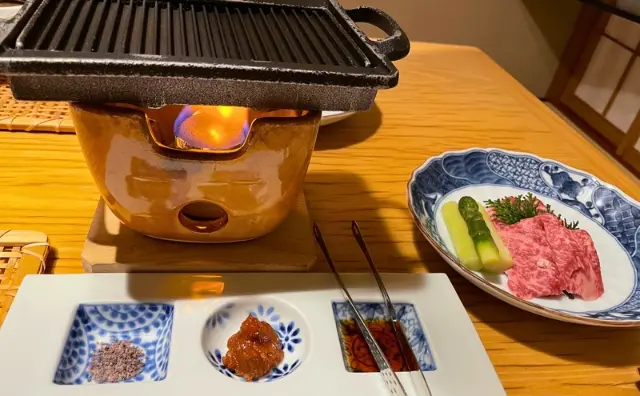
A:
458;197;501;267
442;201;483;271
478;204;513;273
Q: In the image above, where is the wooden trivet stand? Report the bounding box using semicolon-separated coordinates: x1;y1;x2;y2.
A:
82;195;316;273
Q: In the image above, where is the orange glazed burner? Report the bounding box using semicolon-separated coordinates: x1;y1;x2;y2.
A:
70;103;321;243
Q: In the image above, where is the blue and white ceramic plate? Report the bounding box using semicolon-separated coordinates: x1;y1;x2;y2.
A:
1;273;506;395
332;302;436;372
408;148;640;327
54;303;174;384
201;297;309;382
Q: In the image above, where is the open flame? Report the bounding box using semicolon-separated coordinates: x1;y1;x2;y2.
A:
173;105;250;150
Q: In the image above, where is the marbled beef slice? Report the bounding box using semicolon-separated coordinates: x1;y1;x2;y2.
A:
492;207;604;300
500;216;565;299
539;213;604;300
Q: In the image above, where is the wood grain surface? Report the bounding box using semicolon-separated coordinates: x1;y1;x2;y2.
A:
0;43;639;394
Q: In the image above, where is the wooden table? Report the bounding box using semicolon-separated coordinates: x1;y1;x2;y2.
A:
0;43;639;395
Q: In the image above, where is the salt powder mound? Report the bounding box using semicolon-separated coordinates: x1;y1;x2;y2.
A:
87;341;145;383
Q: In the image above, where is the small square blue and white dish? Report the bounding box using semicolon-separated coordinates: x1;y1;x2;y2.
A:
53;303;174;385
331;302;435;373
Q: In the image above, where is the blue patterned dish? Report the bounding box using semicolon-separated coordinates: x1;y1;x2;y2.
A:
408;148;640;327
201;298;308;382
53;303;174;384
331;302;436;372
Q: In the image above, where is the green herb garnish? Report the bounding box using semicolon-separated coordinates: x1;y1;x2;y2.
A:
484;193;539;225
542;204;580;230
484;193;579;230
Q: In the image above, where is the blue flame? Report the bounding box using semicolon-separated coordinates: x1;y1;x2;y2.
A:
173;106;194;137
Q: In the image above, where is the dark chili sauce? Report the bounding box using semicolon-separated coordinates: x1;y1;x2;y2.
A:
339;319;417;373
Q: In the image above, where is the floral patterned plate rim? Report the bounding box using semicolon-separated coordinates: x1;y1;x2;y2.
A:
408;148;640;327
201;297;309;383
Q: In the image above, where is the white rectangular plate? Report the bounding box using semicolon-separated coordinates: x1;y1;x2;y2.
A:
0;273;505;396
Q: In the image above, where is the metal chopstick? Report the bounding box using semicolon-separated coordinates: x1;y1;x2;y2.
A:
313;223;408;396
352;220;433;396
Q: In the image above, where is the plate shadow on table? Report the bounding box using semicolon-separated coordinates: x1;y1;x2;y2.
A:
123;271;432;303
304;170;416;274
412;226;640;367
314;103;382;151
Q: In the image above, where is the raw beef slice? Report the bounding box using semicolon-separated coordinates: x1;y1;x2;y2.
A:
538;215;604;300
499;216;565;299
493;211;604;300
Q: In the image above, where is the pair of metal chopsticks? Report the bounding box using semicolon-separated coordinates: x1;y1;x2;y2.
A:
314;221;433;396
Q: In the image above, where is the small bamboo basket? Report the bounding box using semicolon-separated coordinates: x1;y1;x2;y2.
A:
0;78;74;133
0;230;49;326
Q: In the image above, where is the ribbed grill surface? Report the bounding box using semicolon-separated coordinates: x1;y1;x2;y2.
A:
17;0;370;67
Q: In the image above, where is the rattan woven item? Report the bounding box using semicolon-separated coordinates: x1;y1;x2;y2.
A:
0;78;74;133
0;230;49;326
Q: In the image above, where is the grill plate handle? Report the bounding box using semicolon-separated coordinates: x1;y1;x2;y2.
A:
345;6;409;61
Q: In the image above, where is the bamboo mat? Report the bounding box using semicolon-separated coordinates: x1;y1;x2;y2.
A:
0;78;74;133
0;230;49;326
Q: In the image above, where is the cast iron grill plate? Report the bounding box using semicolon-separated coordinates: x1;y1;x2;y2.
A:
0;0;410;109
